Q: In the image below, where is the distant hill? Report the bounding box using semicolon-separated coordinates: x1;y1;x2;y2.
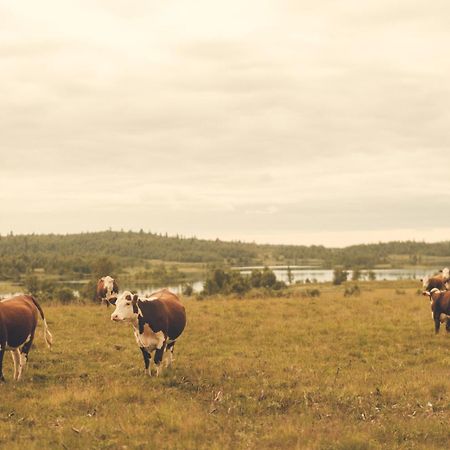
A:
0;230;450;280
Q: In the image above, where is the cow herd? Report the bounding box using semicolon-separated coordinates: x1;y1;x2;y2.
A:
1;268;449;382
0;276;186;382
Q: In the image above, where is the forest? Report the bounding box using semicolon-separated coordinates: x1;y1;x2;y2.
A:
0;230;449;283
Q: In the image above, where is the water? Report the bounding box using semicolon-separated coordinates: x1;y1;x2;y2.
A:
0;268;430;299
124;281;205;297
236;267;430;284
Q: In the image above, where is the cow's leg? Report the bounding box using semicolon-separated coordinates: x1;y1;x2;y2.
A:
140;347;151;376
445;319;450;333
434;313;441;334
0;347;4;382
18;336;34;381
10;349;20;381
165;341;176;368
153;342;167;376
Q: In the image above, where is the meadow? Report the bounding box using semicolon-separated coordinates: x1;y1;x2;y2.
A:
1;281;449;449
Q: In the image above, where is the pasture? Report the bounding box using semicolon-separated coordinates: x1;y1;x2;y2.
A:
1;281;449;449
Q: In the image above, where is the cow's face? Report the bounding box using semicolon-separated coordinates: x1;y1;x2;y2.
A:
421;275;429;289
111;291;138;322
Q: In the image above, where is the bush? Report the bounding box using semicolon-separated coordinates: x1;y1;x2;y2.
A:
201;266;282;297
182;283;194;296
56;287;76;304
301;289;321;298
344;285;361;297
351;268;361;281
333;268;348;285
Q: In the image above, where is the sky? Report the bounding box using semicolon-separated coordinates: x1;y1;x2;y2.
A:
1;0;450;247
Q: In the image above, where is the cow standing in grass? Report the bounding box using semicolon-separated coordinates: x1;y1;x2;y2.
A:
111;289;186;376
96;276;119;306
0;295;53;382
423;288;450;334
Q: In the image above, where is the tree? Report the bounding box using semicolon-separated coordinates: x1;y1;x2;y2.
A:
261;267;277;288
351;267;361;281
92;257;114;279
333;268;348;285
287;266;294;284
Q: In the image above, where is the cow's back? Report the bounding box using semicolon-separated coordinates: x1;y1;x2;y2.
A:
0;295;38;348
162;297;186;340
437;291;450;314
142;290;186;340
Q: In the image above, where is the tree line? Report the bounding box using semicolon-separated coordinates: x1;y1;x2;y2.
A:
0;230;448;282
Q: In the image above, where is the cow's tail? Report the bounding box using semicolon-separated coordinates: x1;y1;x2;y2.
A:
30;296;53;348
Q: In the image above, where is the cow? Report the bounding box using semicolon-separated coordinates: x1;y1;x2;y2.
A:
0;294;53;382
423;288;450;334
421;267;450;292
96;276;119;306
110;289;186;376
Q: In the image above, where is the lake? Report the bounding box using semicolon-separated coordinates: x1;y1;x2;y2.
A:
0;268;431;298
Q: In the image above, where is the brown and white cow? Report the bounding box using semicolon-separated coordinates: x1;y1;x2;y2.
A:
111;289;186;376
423;288;450;334
96;276;119;306
421;267;450;292
0;294;53;382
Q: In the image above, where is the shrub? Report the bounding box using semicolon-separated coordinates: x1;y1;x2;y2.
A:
301;289;321;298
344;285;361;297
56;287;76;304
333;268;348;285
182;283;194;296
201;266;282;297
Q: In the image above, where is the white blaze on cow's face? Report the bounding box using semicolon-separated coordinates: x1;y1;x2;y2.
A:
111;291;137;322
443;268;450;279
422;275;429;289
102;276;115;297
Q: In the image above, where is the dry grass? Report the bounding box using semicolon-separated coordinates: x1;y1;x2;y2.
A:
0;281;449;449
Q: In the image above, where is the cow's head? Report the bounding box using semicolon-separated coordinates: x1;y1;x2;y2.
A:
111;291;139;322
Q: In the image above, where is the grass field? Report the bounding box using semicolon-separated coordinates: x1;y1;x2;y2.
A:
1;281;449;449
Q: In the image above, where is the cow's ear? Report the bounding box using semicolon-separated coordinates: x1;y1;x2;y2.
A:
132;294;139;304
109;297;117;305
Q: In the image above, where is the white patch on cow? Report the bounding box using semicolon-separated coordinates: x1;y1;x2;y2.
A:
443;268;450;279
164;348;174;368
422;275;429;289
11;349;20;381
134;324;165;352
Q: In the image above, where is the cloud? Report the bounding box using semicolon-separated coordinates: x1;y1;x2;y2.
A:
1;0;450;245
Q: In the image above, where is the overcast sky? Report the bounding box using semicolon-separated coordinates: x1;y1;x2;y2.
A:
1;1;449;247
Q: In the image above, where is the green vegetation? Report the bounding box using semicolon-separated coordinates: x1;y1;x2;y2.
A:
201;267;285;297
0;280;449;449
333;268;348;285
0;231;450;286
